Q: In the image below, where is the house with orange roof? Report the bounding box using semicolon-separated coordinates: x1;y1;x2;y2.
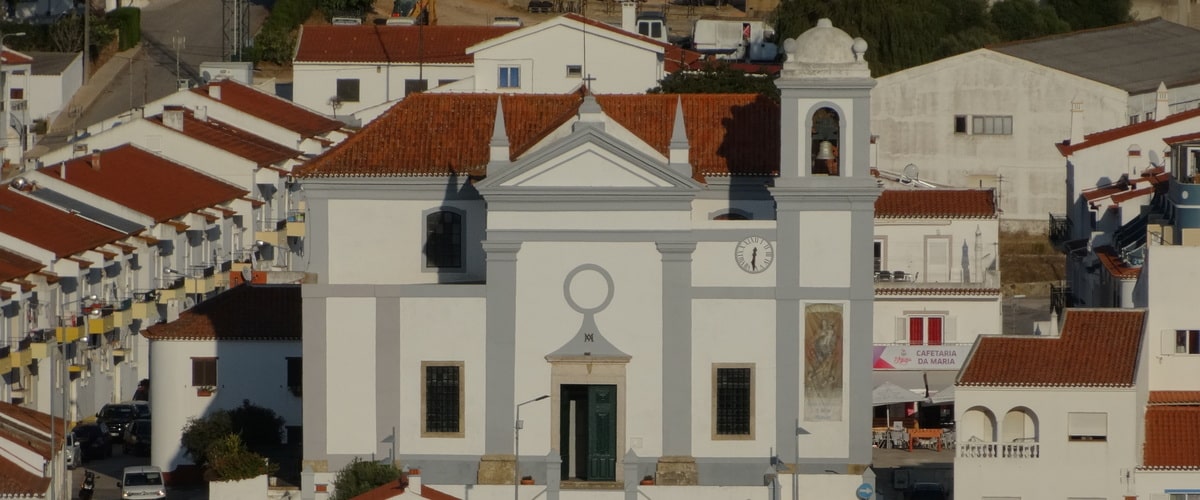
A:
0;401;71;499
0;47;34;165
294;19;879;500
141;284;302;483
871;19;1200;231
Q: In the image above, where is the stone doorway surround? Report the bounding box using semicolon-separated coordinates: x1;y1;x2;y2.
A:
547;355;629;483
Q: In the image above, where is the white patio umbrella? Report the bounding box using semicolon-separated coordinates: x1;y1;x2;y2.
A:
928;384;956;405
872;381;926;427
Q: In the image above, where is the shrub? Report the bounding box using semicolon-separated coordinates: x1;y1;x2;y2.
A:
228;399;285;448
330;458;400;500
204;434;278;482
180;400;284;468
107;7;140;50
180;411;233;468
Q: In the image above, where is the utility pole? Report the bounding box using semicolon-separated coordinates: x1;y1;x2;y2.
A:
171;31;186;86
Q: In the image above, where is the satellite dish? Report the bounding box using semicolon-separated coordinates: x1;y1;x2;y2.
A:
1148;150;1162;167
902;163;920;182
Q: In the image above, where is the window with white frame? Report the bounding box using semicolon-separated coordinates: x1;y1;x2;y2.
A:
1176;330;1200;354
907;316;944;345
873;239;885;273
498;66;520;89
566;65;582;78
971;115;1012;135
1067;412;1106;442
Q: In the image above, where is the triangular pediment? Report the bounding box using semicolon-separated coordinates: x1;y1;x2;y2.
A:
478;125;700;192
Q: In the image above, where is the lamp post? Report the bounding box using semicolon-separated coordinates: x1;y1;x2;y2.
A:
514;394;549;500
0;31;26;154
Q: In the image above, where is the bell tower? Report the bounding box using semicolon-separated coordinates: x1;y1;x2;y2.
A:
769;18;879;473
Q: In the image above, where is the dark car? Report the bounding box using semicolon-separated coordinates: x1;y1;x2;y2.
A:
122;419;151;456
72;423;113;461
96;402;150;443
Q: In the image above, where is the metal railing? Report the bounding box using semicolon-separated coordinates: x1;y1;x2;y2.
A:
1048;213;1072;250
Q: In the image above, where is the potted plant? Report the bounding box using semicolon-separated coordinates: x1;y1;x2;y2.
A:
197;385;216;397
640;475;655;486
520;475;534;485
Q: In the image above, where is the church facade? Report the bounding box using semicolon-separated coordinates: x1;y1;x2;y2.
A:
296;20;880;498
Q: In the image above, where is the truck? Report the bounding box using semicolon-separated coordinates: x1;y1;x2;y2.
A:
690;18;778;62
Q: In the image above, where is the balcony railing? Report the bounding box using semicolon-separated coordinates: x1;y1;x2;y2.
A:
1050;282;1073;316
958;440;1040;459
1048;213;1072;250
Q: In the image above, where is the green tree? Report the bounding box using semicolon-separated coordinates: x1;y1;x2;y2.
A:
1046;0;1131;30
317;0;375;18
648;60;780;101
180;401;285;468
181;411;234;468
228;399;285;448
331;458;400;500
204;434;278;482
990;0;1070;41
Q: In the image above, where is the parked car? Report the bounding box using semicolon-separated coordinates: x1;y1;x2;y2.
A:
64;432;82;469
118;465;167;500
122;419;151;456
71;423;113;461
96;401;150;443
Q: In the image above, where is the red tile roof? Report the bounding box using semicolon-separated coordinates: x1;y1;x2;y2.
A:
294;93;779;179
351;477;408;500
0;188;126;258
1;49;32;65
1149;391;1200;405
958;309;1145;387
294;25;517;64
1057;106;1200;155
1081;169;1169;206
1144;404;1200;469
558;14;703;72
875;189;997;218
149;109;303;167
0;400;67;460
0;458;50;498
1164;131;1200;145
0;249;42;283
1095;246;1141;279
191;80;344;138
142;284;301;341
38;144;248;223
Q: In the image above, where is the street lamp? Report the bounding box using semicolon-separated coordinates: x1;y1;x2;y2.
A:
0;32;25;153
514;394;549;500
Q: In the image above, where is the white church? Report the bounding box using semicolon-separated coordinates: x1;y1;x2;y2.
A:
296;19;881;499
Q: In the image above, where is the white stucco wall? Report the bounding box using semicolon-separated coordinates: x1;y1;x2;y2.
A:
148;339;302;473
874;217;999;285
27;53;81;122
470;23;663;95
1143;244;1200;389
873;297;999;346
292;62;472;118
954;387;1137;500
872;50;1130;226
324;297;376;455
1135;469;1200;499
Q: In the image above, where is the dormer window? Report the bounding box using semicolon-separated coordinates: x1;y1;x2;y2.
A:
811;107;840;176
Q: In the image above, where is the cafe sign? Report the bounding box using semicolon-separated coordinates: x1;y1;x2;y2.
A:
872;345;971;370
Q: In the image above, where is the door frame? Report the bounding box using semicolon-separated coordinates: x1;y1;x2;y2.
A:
548;357;628;482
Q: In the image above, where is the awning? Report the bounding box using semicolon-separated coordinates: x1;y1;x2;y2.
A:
872;370;957;401
873;381;926;406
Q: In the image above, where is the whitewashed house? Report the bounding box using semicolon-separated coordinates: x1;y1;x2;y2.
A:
0;401;70;499
25;51;82;125
871;19;1200;231
291;25;518;120
296;19;877;499
871;188;1000;410
143;284;302;481
1;48;33;165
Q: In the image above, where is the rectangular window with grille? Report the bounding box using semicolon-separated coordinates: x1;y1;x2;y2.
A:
713;364;753;438
422;362;463;436
191;357;217;387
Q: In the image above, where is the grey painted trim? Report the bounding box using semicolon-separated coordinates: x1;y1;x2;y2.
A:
690;287;856;300
852;95;871;179
483;240;520;454
485;229;776;243
774;79;876;94
306;198;330;282
657;242;695;456
376;298;402;459
302;177;481;200
301;295;328;462
302;284;487;298
484;197;696;212
847;206;878;466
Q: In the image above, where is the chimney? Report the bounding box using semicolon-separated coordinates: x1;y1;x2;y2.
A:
89;151;100;171
1155;82;1169;121
163;107;184;131
195;105;207;122
208;84;222;100
1069;99;1083;145
407;469;421;494
621;1;636;34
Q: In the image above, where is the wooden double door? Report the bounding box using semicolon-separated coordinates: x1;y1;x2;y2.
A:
559;384;617;481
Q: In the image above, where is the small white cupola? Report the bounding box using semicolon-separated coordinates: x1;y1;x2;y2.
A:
486;96;510;177
667;96;690;178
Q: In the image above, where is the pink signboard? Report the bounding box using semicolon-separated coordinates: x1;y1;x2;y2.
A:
872;345;971;370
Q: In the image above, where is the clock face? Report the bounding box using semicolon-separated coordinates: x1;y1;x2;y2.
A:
734;236;774;274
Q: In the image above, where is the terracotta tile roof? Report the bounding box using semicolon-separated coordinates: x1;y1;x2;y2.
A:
1056;106;1200;155
1144;404;1200;469
149;109;303;167
1;49;33;65
351;478;407;500
1095;246;1141;279
1164;131;1200;145
191;80;344;138
875;189;997;218
0;458;50;498
559;14;703;72
294;24;517;64
294;93;779;179
0;188;126;259
1149;391;1200;405
0;249;42;283
142;284;301;341
958;309;1145;387
1081;169;1170;206
0;400;67;461
38;144;248;224
875;287;1001;296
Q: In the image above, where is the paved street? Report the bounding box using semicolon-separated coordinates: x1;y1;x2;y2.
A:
69;442;207;500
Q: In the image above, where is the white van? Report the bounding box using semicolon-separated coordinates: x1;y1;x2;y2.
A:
118;465;167;499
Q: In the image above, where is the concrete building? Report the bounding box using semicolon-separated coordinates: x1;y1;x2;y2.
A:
295;18;877;499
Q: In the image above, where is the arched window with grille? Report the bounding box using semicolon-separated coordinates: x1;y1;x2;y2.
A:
425;209;463;270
